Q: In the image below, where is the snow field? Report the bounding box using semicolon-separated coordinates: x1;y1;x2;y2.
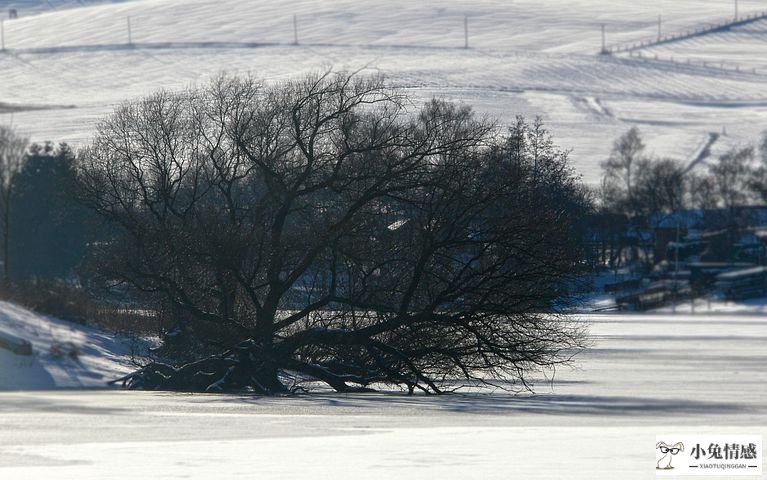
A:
636;18;767;73
3;424;759;480
1;45;766;183
0;311;764;479
2;0;766;53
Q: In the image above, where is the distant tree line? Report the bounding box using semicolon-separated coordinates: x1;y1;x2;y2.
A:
595;126;767;270
600;126;767;219
0;129;99;284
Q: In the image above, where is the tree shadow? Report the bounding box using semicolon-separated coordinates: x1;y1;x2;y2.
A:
220;390;749;418
12;40;468;56
0;391;130;415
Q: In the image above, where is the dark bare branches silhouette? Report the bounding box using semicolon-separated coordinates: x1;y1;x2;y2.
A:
79;72;588;394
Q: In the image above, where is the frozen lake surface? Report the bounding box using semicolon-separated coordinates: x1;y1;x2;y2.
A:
1;312;765;479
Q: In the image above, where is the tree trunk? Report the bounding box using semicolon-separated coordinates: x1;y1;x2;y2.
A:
111;339;288;393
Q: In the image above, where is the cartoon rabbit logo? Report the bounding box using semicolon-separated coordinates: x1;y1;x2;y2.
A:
656;441;684;470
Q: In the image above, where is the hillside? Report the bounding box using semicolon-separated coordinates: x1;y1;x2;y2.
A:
1;0;767;183
0;0;123;14
623;16;767;69
0;300;143;389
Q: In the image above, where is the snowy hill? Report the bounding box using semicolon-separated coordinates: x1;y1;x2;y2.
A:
1;0;767;183
1;0;761;52
0;0;127;16
636;17;767;73
0;300;142;389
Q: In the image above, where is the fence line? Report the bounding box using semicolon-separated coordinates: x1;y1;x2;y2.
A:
602;10;767;55
619;49;762;76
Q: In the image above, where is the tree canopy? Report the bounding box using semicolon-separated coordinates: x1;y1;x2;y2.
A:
78;72;588;394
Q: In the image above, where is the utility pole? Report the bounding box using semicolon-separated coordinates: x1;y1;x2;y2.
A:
658;14;662;41
673;220;680;313
464;15;469;49
1;19;5;52
691;291;695;314
601;23;607;54
127;16;132;46
293;14;298;45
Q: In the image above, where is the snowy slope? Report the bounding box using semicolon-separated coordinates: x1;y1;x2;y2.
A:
0;1;126;15
638;17;767;72
1;0;763;52
1;0;767;183
0;300;143;389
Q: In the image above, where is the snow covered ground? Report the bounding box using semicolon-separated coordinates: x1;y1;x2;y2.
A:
0;311;764;479
1;0;767;183
0;3;765;476
0;300;144;389
638;17;767;73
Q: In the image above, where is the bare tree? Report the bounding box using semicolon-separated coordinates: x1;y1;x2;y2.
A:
79;72;587;394
600;126;646;215
633;158;686;219
686;171;718;210
747;131;767;203
0;127;29;282
710;146;754;210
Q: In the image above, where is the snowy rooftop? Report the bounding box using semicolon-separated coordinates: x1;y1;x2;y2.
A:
716;265;767;280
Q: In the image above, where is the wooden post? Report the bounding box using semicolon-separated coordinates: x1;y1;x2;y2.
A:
601;23;606;53
464;15;468;49
293;14;298;45
1;19;5;51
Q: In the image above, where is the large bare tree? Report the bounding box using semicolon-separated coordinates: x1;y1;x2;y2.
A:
78;72;588;394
